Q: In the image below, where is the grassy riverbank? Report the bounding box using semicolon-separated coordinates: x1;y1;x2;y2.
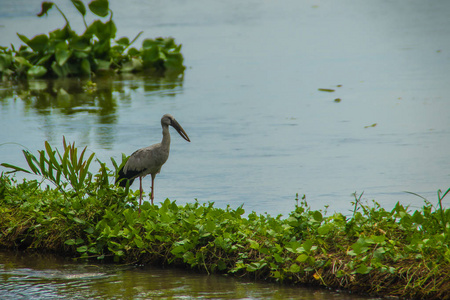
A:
0;140;449;299
1;176;449;299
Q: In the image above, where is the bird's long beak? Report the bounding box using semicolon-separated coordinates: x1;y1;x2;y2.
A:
171;119;191;142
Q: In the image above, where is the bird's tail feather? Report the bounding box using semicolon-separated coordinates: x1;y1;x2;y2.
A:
115;166;136;187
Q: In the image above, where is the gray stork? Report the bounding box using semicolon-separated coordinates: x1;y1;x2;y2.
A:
115;114;190;209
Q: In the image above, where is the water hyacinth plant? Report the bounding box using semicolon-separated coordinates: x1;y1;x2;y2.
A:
1;139;449;299
0;0;185;80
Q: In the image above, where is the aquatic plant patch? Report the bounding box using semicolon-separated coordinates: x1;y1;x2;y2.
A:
0;0;185;80
0;139;449;299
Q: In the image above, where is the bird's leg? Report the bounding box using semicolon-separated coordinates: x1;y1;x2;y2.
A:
139;176;143;213
151;174;155;205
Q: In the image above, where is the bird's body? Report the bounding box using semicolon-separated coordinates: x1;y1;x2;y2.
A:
116;114;190;209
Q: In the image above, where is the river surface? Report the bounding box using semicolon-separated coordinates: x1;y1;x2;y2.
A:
1;0;450;216
0;250;376;300
0;0;449;298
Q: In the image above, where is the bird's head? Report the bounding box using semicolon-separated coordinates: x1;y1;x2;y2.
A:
161;114;191;142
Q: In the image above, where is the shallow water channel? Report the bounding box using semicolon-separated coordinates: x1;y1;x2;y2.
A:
1;0;450;298
0;250;377;300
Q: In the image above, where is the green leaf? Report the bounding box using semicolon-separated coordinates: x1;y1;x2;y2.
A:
317;223;333;235
71;0;86;16
369;235;386;244
65;239;76;245
296;254;309;263
27;34;49;52
79;154;92;182
45;141;59;168
301;239;313;254
37;2;54;17
285;241;302;253
35;54;53;66
127;47;139;57
23;150;41;175
120;58;143;73
96;20;116;40
373;247;386;260
246;262;267;272
14;56;32;67
51;61;70;77
171;245;185;255
89;0;109;17
49;25;73;41
312;211;323;222
0;54;13;71
72;217;86;225
0;163;32;174
78;146;87;170
116;37;129;47
354;264;373;275
273;253;284;263
27;66;47;78
55;168;62;186
95;59;110;71
93;40;111;56
349;238;370;255
77;245;88;253
69;36;91;51
55;44;71;66
288;263;301;273
142;39;159;49
164;52;185;71
81;59;91;75
110;157;118;171
183;251;194;263
142;47;162;64
17;33;30;45
248;239;260;250
134;236;144;248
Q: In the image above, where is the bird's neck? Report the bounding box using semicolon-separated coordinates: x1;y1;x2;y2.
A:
161;125;171;149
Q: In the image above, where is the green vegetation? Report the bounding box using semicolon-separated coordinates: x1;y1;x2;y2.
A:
0;0;185;80
1;139;449;299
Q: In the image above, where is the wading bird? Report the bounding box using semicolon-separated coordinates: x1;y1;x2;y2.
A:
116;114;190;210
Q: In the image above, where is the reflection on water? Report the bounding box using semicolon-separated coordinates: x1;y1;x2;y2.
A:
0;74;183;150
0;74;183;117
0;250;374;300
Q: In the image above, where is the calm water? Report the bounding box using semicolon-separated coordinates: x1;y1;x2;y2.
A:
1;0;450;216
0;0;450;298
0;250;375;300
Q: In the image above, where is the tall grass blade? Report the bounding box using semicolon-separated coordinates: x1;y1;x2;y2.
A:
23;150;41;175
437;188;449;233
110;157;118;171
352;191;364;217
404;191;428;202
56;168;62;185
47;156;55;182
38;150;48;176
126;31;143;51
78;146;87;170
45;141;61;174
71;145;78;171
62;145;70;177
0;163;32;174
79;152;95;185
